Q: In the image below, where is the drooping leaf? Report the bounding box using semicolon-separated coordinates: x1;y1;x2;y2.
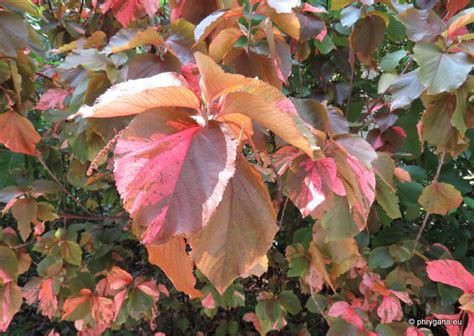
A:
388;70;426;110
0;247;18;279
0;12;28;57
373;153;401;219
147;236;203;298
331;141;376;228
0;111;41;156
0;274;22;332
420;92;465;154
189;157;278;294
11;198;37;241
321;196;360;241
349;14;387;66
114;110;237;244
452;77;474;135
414;44;473;95
418;182;463;215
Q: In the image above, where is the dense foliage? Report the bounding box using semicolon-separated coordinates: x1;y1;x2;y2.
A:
0;0;474;335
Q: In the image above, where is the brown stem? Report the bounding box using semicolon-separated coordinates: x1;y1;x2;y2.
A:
36;152;93;215
412;150;446;254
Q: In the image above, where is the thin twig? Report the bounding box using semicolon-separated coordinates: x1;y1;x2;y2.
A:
59;214;129;221
412;150;446;254
36;152;93;215
269;161;283;210
278;197;289;227
345;49;355;116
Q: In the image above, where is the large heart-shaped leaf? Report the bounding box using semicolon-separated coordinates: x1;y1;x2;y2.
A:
114;109;237;244
414;44;473;94
189;157;278;294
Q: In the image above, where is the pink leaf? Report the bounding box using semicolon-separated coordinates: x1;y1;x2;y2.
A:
328;301;365;330
114;110;237;244
201;292;216;309
377;295;403;323
102;0;160;27
426;260;474;293
35;89;70;111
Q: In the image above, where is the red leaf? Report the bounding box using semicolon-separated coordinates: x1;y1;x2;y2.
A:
446;0;469;19
114;110;237;244
0;110;41;156
102;0;160;27
35;89;70;111
426;260;474;293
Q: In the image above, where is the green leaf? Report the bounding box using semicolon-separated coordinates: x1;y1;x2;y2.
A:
375;176;401;219
0;60;10;84
287;255;309;277
381;50;407;72
314;34;335;55
452;77;474;135
60;241;83;266
368;246;395;270
327;318;367;336
256;299;282;323
414;44;473;95
321;196;360;241
278;291;301;315
37;256;63;277
305;294;327;313
0;246;18;278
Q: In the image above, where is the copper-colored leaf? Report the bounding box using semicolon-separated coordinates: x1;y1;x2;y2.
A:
71;73;200;119
189;157;277;294
349;14;386;66
0;111;41;156
418;182;462;215
0;273;22;332
147;237;202;298
114;110;237;244
209;27;244;61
